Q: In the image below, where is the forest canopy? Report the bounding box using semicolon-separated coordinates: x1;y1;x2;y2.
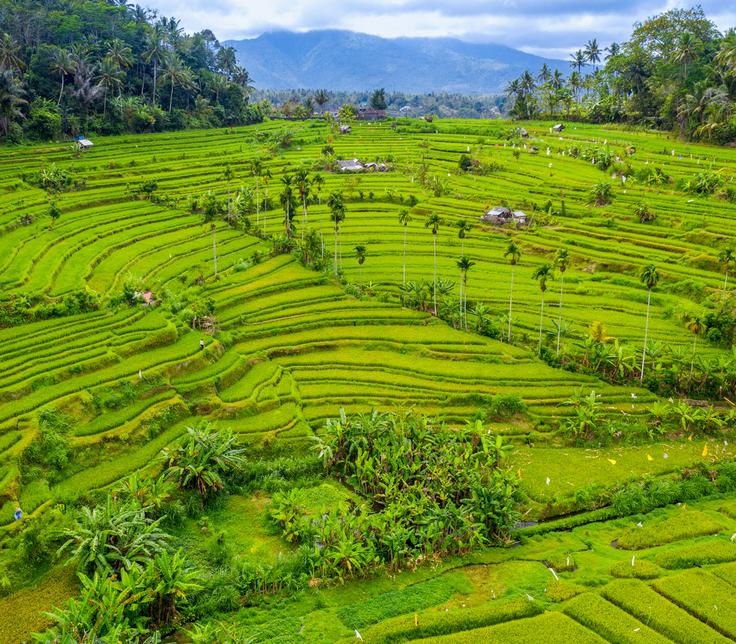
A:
0;0;262;141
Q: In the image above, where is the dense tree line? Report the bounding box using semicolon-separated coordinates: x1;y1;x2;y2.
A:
506;7;736;143
0;0;262;142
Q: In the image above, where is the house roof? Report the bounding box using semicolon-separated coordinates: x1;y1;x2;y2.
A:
336;159;364;171
77;138;93;147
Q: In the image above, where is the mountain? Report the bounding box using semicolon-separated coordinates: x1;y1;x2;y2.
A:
224;30;572;94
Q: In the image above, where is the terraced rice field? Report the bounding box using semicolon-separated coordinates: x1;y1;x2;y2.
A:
2;118;736;640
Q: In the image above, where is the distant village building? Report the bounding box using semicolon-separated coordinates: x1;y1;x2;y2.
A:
481;206;529;227
336;159;387;173
356;108;386;121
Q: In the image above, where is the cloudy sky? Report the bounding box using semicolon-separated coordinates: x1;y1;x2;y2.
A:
148;0;735;59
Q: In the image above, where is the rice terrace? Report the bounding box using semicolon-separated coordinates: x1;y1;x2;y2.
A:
4;2;736;642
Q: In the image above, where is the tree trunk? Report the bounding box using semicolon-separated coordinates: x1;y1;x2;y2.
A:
57;73;65;106
212;225;218;277
724;268;729;301
690;333;697;377
402;225;407;287
538;293;545;356
302;195;307;240
464;275;468;331
508;266;515;342
432;234;437;315
169;81;174;112
334;224;338;275
640;288;651;381
152;59;157;106
458;271;463;328
103;87;108;117
556;273;564;355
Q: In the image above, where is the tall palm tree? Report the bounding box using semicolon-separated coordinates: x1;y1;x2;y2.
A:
50;48;75;106
261;168;272;235
314;89;329;111
504;239;521;342
294;168;311;239
160;52;195;112
222;164;235;217
328;191;345;276
686;313;704;377
96;58;124;116
105;39;133;72
553;248;570;355
250;159;263;226
570;49;586;74
457;256;475;331
280;174;297;237
425;212;443;315
639;263;660;381
584;39;601;70
456;220;473;255
0;70;26;137
719;247;734;300
354;244;366;281
0;33;23;73
398;209;412;287
674;32;699;79
532;263;553;356
144;26;166;107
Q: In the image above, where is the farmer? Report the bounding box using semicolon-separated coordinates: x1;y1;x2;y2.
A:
199;339;205;350
14;507;22;521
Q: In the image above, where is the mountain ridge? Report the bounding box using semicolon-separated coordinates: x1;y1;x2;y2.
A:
224;29;573;94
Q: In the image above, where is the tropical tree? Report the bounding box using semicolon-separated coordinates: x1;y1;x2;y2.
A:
584;38;602;70
294;168;311;238
222;164;236;217
143;549;201;629
160;52;195;112
354;244;367;281
105;39;133;71
553;248;570;355
161;424;246;498
504;239;521;342
457;256;475;331
0;33;23;73
279;173;297;237
398;209;412;287
50;48;75;106
314;89;329;111
0;69;26;137
425;212;443;315
144;26;166;107
328;191;346;275
570;49;586;74
719;247;734;300
96;58;124;115
532;263;553;356
456;220;473;255
588;182;613;206
639;264;660;381
685;313;704;377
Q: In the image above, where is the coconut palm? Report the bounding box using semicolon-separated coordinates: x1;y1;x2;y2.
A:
279;173;297;237
504;239;521;342
719;247;734;300
294;168;311;239
0;33;23;73
354;244;366;281
685;313;704;377
553;248;570;355
328;191;346;276
105;39;133;72
532;263;553;356
570;49;586;74
425;213;443;315
222;163;235;217
584;39;601;70
261;168;272;235
398;209;412;286
144;26;166;107
314;89;329;111
639;264;660;381
457;256;475;331
96;58;124;115
456;220;473;255
50;48;75;106
0;69;27;137
250;158;263;226
160;52;195;112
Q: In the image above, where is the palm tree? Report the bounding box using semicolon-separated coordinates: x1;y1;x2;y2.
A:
105;39;133;72
250;158;263;227
398;209;412;287
425;213;443;315
719;247;734;300
532;263;553;356
570;49;586;74
222;164;235;217
553;248;570;355
314;89;329;111
686;313;704;377
639;264;660;381
261;168;272;235
160;52;195;112
294;168;311;239
280;174;297;237
328;191;345;276
354;244;366;281
674;32;699;79
50;48;75;106
456;220;473;255
584;39;601;70
96;58;124;116
457;256;475;331
144;26;166;107
0;33;23;73
0;69;27;137
504;239;521;342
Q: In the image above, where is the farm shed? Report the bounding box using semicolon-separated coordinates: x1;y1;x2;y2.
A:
339;125;351;134
76;136;94;149
336;159;365;172
552;123;565;133
357;108;386;121
481;206;529;226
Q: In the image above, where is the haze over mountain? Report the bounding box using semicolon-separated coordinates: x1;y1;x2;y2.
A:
224;30;574;94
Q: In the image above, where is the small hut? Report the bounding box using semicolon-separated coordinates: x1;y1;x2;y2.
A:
552;123;565;133
481;206;529;227
336;159;365;172
76;136;94;149
339;125;352;134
